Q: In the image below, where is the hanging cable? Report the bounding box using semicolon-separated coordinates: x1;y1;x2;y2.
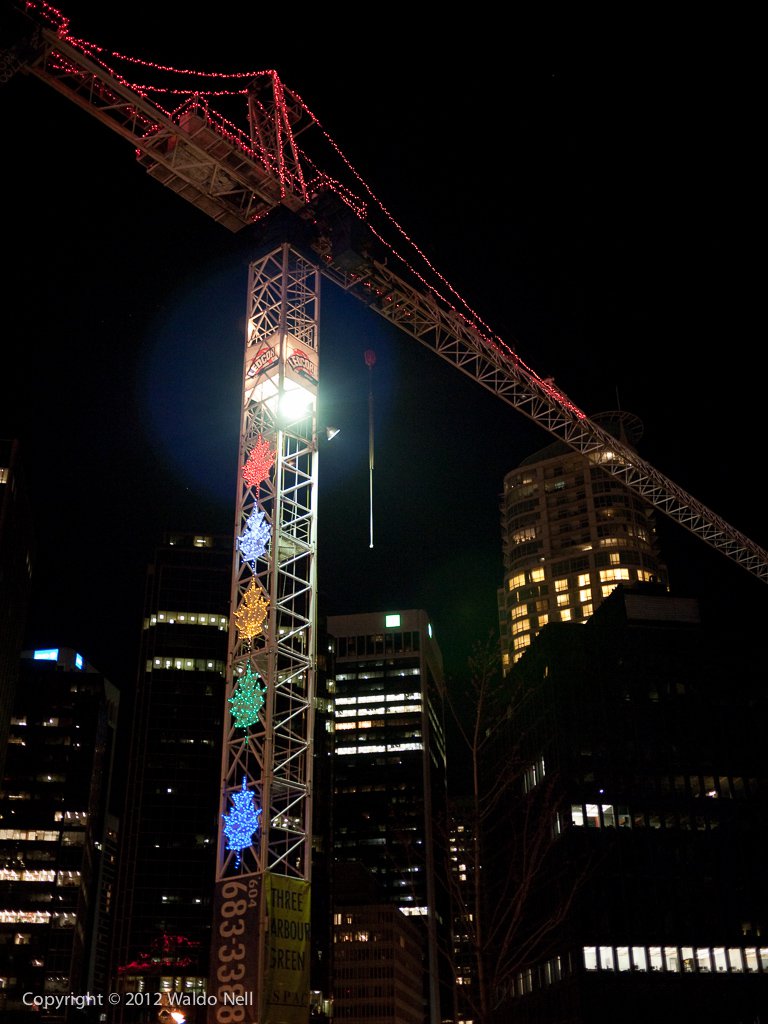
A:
365;350;376;548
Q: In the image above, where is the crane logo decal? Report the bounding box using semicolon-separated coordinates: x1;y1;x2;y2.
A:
287;348;317;387
246;344;279;379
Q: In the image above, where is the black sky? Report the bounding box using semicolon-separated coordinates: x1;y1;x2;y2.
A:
2;2;766;686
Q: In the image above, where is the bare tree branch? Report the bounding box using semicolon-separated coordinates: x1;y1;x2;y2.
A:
443;634;596;1024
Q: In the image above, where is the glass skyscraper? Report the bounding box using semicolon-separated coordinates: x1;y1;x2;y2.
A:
0;647;119;1019
326;609;453;1024
111;532;231;1012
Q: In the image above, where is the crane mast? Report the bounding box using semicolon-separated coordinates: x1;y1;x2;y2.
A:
212;244;319;1023
6;5;768;1022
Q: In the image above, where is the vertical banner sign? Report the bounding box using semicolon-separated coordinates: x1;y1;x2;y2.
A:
264;874;311;1024
208;876;261;1023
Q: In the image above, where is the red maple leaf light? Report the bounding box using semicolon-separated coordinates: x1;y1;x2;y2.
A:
242;434;275;490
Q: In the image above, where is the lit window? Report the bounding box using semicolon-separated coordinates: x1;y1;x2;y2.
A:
513;635;530;652
601;584;618;598
664;947;680;972
599;568;630;583
598;947;615;970
632;947;648;971
538;614;549;627
609;552;620;565
560;608;572;621
510;573;526;589
727;948;744;972
0;869;56;882
556;594;569;607
530;567;545;583
555;578;568;592
579;588;592;602
511;618;530;636
713;948;727;972
577;573;591;587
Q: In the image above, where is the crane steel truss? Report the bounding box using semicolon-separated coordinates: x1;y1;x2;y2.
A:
227;243;318;880
320;259;768;582
18;23;309;230
210;244;319;1023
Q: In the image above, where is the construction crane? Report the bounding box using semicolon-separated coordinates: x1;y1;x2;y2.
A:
4;6;767;1024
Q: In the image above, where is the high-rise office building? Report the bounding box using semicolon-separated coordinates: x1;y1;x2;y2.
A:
111;532;231;1012
497;412;668;672
0;646;119;1020
0;439;35;778
489;584;768;1023
446;799;478;1024
326;609;453;1024
333;901;426;1024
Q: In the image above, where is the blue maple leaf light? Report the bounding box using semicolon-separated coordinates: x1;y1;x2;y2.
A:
222;778;262;868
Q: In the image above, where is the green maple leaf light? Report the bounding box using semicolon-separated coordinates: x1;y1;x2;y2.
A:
222;778;262;868
229;665;267;731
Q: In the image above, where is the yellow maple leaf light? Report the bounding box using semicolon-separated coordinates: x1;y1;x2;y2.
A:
234;578;269;640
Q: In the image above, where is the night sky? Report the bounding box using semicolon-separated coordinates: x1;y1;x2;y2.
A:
2;2;766;688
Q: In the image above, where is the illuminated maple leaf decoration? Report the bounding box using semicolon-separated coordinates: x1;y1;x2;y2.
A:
229;665;267;730
243;434;275;490
222;778;262;868
234;577;269;640
238;506;271;568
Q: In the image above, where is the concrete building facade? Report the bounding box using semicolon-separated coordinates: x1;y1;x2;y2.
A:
497;413;667;672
